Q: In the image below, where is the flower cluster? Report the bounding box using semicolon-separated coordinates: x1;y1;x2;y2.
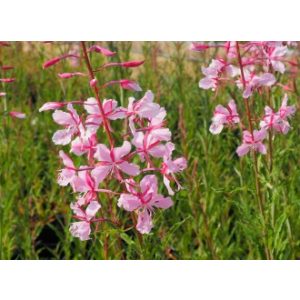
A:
192;41;297;157
40;42;186;240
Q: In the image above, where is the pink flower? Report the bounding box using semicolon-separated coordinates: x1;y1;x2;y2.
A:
260;94;295;134
84;98;126;132
118;175;173;234
236;129;267;157
52;104;82;145
72;170;101;204
161;142;187;195
146;108;171;141
39;102;65;112
259;106;290;134
57;150;77;186
237;70;276;99
278;94;296;119
132;132;167;161
126;91;161;133
264;46;287;74
92;141;140;183
9;111;26;119
58;72;86;79
0;92;6;97
70;201;101;240
199;59;239;91
210;100;240;134
71;130;97;158
88;45;116;57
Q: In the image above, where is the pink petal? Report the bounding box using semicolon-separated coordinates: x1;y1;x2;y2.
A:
149;144;167;158
59;150;75;168
103;99;117;114
140;175;158;195
118;194;140;211
58;169;76;186
199;77;216;90
151;195;173;209
94;144;112;162
69;221;91;241
52;110;73;126
136;209;153;234
257;143;267;155
70;137;87;156
151;128;171;141
258;73;276;87
132;132;144;148
85;201;101;220
118;161;140;176
243;86;253;99
84;97;100;114
113;141;131;160
236;144;250;157
138;102;161;118
52;129;74;145
209;122;224;134
91;165;111;183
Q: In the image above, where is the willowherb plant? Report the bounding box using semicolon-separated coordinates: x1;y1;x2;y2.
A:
191;41;297;156
40;42;187;241
0;42;26;120
191;41;298;259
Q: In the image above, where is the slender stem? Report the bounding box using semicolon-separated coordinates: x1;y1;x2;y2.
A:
80;41;114;148
267;87;273;172
236;42;271;260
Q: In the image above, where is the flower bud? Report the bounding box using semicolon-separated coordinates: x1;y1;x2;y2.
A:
58;72;86;79
43;57;61;69
119;79;142;92
90;78;98;87
120;60;144;68
39;102;65;112
9;111;26;119
88;45;116;57
0;78;15;83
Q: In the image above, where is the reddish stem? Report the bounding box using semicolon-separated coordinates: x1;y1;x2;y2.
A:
236;41;271;260
80;41;115;148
